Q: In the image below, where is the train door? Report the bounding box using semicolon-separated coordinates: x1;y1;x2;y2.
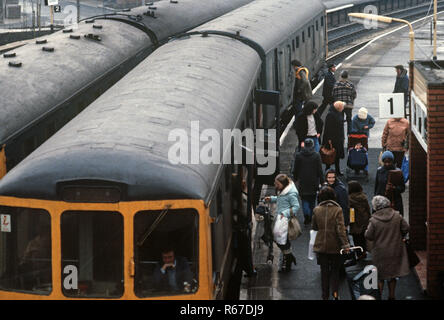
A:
253;89;280;188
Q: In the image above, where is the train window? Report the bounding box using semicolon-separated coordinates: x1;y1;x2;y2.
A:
292;39;295;52
302;31;305;43
308;27;311;38
316;20;319;31
296;36;299;48
321;16;324;27
133;209;199;298
0;206;52;295
61;211;123;298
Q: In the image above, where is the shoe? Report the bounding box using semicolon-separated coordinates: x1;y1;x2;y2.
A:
285;253;296;271
304;216;310;225
279;255;289;273
333;292;339;300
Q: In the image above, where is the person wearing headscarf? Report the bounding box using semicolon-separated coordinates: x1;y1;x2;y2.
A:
365;195;410;300
351;107;375;138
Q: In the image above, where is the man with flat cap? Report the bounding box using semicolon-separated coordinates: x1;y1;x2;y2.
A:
393;65;409;108
317;63;336;116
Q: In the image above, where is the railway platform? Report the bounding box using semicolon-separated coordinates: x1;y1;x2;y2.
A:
240;11;444;300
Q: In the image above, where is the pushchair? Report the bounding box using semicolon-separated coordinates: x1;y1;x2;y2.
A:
255;200;274;265
346;133;369;181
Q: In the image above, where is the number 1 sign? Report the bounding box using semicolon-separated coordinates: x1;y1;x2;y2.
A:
379;93;404;119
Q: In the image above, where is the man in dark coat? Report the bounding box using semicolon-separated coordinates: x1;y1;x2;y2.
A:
322;101;345;175
292;138;324;225
325;169;349;226
153;247;194;293
374;151;406;216
393;65;409;108
317;63;336;116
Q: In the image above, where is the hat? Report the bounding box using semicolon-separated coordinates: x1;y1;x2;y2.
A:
304;138;314;149
381;150;394;162
372;195;391;211
358;107;368;120
394;65;404;70
340;70;348;79
328;63;336;69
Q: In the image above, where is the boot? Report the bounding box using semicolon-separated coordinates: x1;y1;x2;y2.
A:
279;254;288;273
285;253;297;271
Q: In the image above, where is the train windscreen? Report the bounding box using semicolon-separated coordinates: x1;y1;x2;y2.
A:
133;208;199;298
60;211;124;298
0;206;52;295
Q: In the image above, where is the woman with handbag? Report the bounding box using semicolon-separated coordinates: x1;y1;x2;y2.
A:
312;186;350;300
322;101;346;175
365;195;410;300
265;174;300;272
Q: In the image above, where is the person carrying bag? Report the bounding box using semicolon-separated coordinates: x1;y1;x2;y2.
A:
265;174;300;272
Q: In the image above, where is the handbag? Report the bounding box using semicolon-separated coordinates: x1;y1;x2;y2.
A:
288;215;302;240
404;239;420;268
400;219;420;268
320;140;336;165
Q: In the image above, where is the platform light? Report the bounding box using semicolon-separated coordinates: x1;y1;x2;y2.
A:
348;12;415;61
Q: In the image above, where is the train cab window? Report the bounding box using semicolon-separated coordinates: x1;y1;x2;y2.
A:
0;206;52;295
60;211;123;298
133;209;199;298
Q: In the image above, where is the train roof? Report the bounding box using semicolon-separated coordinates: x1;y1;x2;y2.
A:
0;0;321;203
193;0;325;54
0;0;254;145
0;36;261;202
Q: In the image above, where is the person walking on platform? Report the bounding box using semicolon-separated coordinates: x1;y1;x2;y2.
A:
375;151;406;216
348;180;371;259
365;195;410;300
351;107;375;138
317;63;336;116
295;100;323;152
292;138;324;225
332;71;357;134
325;169;350;227
291;60;313;130
312;186;350;300
264;174;299;272
323;101;345;175
381;117;409;168
393;65;409;108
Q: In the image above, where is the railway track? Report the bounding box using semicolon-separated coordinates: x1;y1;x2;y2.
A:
328;0;444;51
279;2;444;134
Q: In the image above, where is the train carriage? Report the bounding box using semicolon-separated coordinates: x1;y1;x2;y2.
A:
0;0;327;299
0;0;254;177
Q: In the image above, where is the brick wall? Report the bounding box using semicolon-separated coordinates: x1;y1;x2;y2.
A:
426;83;444;298
409;133;427;250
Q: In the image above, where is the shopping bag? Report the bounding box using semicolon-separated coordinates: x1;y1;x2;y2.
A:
401;155;409;183
273;215;288;245
308;230;318;260
320;140;336;165
288;216;302;240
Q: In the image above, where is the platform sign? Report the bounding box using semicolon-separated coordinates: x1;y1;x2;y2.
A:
54;5;61;13
379;93;404;119
1;214;11;232
48;0;59;6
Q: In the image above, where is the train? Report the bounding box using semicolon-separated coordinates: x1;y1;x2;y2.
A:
0;0;436;300
0;0;254;178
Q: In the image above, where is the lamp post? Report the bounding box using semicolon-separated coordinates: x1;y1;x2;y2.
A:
348;12;415;61
433;0;437;60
